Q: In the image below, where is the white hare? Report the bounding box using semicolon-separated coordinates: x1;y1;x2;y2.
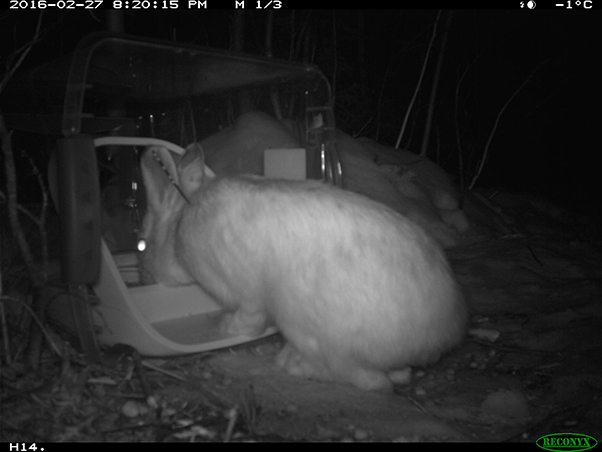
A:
139;145;467;391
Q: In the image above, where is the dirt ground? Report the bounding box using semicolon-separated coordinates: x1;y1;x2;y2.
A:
2;190;601;442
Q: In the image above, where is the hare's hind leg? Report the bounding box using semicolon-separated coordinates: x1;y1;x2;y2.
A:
275;342;394;392
219;305;269;337
275;342;333;381
345;367;394;392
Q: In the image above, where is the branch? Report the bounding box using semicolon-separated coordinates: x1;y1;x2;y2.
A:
394;10;441;149
0;13;45;95
468;61;548;190
1;13;47;288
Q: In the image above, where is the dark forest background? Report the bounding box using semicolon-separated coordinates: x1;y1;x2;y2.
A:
1;9;600;217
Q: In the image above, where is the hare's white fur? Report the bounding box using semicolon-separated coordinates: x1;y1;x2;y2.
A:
139;146;467;391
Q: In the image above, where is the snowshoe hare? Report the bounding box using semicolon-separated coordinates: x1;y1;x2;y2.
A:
139;145;467;391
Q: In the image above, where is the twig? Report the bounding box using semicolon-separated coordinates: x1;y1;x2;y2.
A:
141;360;186;381
454;47;487;204
0;14;45;93
224;407;238;442
0;293;11;364
395;11;441;149
0;295;63;358
420;10;453;158
1;12;52;369
468;60;548;190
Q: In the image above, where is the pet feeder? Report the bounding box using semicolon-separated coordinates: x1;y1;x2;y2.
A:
47;136;281;357
11;32;342;358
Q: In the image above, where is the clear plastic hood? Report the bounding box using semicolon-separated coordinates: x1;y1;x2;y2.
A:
60;32;336;153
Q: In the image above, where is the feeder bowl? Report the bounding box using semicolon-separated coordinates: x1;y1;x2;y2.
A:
14;32;340;357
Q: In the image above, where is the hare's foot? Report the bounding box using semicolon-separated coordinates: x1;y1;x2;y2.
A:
275;343;332;381
276;343;397;392
346;368;394;392
388;367;412;386
219;308;268;337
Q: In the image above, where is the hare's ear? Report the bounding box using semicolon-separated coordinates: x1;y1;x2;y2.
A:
140;146;179;211
178;143;208;196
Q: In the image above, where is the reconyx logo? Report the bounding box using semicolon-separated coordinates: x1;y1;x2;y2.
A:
537;433;598;451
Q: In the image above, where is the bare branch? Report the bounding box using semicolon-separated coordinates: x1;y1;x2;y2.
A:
469;60;549;190
394;10;441;149
0;13;45;94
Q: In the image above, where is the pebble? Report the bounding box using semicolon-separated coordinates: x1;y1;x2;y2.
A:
121;400;150;418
